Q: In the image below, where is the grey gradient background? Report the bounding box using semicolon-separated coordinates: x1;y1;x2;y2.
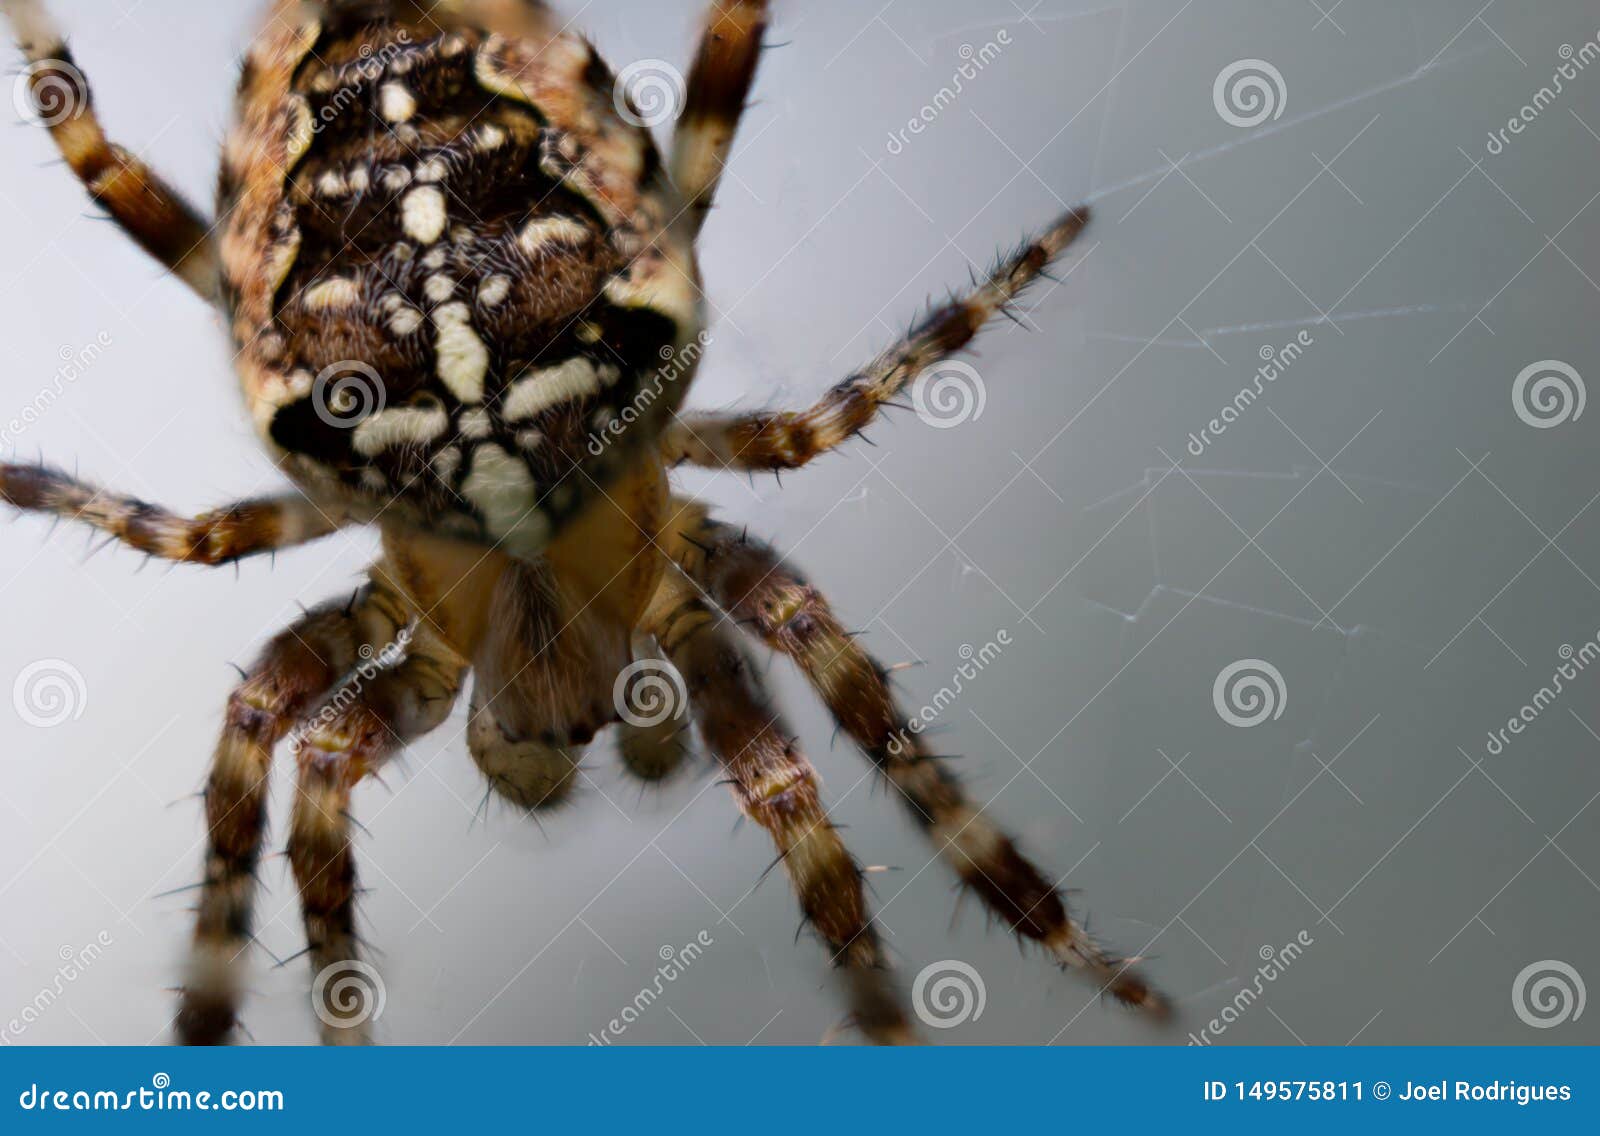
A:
1;0;1598;1045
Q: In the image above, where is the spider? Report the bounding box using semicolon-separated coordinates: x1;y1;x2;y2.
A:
1;0;1168;1044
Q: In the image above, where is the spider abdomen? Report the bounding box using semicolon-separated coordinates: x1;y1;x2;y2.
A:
219;4;700;556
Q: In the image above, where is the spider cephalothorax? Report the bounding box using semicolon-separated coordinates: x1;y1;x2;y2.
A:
1;0;1168;1044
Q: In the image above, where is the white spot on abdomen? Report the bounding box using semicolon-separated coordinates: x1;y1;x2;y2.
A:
401;186;447;244
433;302;489;403
501;358;601;422
353;403;450;457
432;446;463;484
389;306;424;337
424;274;456;303
379;82;417;124
478;275;512;308
316;170;349;198
458;407;493;439
302;276;361;310
516;216;590;259
379;292;424;336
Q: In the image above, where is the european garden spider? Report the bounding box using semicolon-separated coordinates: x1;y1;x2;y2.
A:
1;0;1167;1043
